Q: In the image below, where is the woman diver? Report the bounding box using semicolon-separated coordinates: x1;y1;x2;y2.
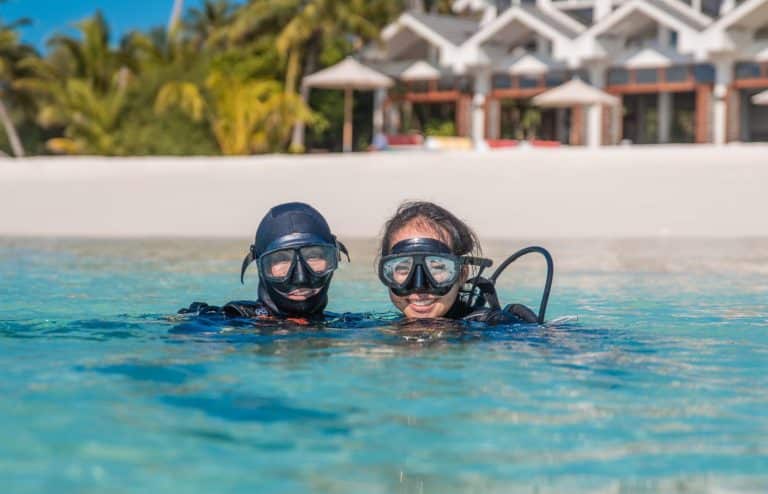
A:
179;202;349;322
377;201;552;324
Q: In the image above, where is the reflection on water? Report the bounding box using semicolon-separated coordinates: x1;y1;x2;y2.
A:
1;238;768;493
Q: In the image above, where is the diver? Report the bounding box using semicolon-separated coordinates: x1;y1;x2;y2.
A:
376;201;553;325
179;202;349;322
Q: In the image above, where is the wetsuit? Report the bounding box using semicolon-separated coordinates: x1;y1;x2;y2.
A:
179;202;345;324
444;277;540;324
178;281;328;323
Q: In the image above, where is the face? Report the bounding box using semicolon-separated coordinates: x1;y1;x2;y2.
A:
386;222;467;319
263;246;334;301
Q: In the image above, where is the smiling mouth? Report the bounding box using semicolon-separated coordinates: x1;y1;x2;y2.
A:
407;297;438;313
280;288;321;300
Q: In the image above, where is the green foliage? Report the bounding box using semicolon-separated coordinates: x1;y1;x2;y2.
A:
0;7;41;156
6;0;409;155
425;119;456;137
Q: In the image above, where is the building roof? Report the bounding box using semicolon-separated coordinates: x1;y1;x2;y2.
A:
452;0;490;14
586;0;708;38
365;59;452;81
644;0;710;30
400;61;443;81
519;4;585;38
467;4;583;49
753;88;768;105
303;57;394;90
408;12;480;46
497;52;567;75
710;0;768;31
533;78;620;107
757;44;768;61
365;60;419;79
614;45;694;68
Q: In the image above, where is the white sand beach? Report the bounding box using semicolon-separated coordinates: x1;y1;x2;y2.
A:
0;144;766;239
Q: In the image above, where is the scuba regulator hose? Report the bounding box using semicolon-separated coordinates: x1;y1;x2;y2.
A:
490;246;553;324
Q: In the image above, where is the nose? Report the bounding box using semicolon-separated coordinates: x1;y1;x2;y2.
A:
290;258;308;284
408;265;428;292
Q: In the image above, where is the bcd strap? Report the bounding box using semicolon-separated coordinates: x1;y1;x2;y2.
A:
240;248;255;284
336;239;351;262
504;304;538;324
465;276;501;311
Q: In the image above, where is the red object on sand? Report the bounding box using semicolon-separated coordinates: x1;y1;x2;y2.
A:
487;139;561;149
487;139;519;148
531;140;561;148
386;134;424;146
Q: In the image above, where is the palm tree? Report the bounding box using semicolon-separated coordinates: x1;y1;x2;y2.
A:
155;69;313;154
168;0;185;37
15;13;135;154
0;9;34;157
227;0;397;151
184;0;236;49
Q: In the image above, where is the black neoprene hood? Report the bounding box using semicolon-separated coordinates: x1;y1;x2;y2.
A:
240;202;342;317
253;202;335;256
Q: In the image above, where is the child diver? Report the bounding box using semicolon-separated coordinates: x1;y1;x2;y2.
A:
179;202;349;322
377;201;552;324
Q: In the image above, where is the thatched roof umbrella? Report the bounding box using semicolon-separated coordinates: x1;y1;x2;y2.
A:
400;61;442;82
752;89;768;105
303;57;394;152
532;78;619;107
533;78;620;148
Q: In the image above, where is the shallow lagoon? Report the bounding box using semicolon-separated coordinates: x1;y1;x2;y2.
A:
2;238;768;493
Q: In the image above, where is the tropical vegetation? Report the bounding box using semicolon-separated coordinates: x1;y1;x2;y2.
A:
0;0;419;156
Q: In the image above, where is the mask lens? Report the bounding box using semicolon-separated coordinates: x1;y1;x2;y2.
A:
261;249;296;280
382;256;414;286
425;256;458;285
299;245;338;275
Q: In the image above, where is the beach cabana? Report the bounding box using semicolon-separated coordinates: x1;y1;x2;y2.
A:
752;89;768;106
533;78;620;148
399;61;442;82
303;57;393;152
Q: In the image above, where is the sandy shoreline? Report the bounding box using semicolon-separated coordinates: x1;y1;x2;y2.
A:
1;144;766;239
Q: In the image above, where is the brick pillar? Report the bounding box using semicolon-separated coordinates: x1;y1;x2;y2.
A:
456;96;471;137
571;105;584;146
726;86;740;143
614;94;624;144
602;104;612;145
695;84;712;144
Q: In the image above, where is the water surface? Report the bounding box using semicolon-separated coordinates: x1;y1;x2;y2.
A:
1;238;767;493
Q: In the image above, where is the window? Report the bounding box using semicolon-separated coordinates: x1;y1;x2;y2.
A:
492;74;512;90
666;66;688;82
519;76;539;89
735;62;761;80
608;68;630;85
701;0;723;18
545;72;566;87
635;69;659;84
694;64;716;83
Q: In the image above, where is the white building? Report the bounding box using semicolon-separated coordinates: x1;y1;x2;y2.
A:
350;0;768;146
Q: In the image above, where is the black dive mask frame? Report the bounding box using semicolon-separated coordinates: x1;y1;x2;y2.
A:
378;238;492;297
240;236;350;289
258;244;340;284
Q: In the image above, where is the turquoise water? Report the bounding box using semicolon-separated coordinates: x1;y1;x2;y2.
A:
2;238;768;493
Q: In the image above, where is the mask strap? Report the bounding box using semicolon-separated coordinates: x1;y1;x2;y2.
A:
336;239;351;262
240;245;256;284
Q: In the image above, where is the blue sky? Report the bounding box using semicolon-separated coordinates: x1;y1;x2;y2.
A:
1;0;207;51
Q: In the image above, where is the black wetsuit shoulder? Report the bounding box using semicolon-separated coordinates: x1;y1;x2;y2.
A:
461;304;539;325
177;300;275;319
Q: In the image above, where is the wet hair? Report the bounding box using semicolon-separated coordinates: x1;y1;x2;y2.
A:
379;201;481;257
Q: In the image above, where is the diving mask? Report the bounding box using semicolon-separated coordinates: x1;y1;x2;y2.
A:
378;238;491;296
